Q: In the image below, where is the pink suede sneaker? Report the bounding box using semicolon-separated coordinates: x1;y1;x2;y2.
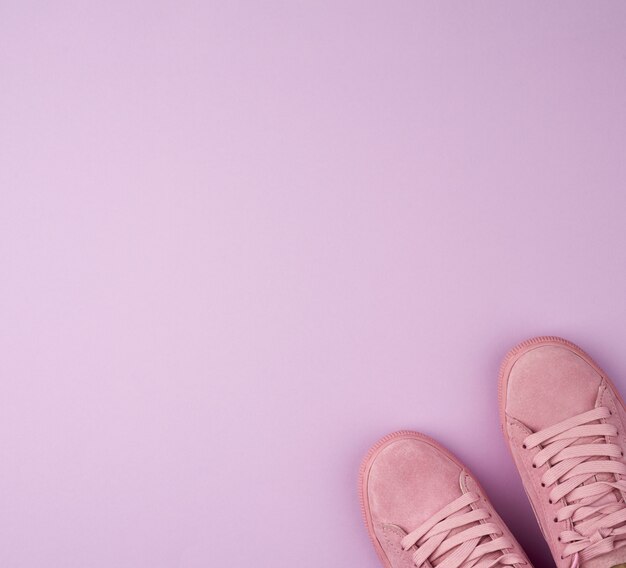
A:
499;336;626;568
359;431;532;568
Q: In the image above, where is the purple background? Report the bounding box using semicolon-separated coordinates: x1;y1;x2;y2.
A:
2;2;626;567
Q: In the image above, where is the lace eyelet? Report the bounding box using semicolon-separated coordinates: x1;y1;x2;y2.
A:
553;517;558;523
532;464;537;468
522;444;527;449
549;499;553;504
541;482;545;487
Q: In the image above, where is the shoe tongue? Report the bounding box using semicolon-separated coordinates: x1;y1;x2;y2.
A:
573;478;626;568
428;505;501;568
582;549;626;568
561;408;625;567
564;427;622;527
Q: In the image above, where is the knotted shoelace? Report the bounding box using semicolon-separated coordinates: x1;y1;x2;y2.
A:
524;406;626;565
400;491;526;568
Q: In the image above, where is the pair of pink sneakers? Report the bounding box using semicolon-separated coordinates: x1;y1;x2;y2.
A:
360;337;626;568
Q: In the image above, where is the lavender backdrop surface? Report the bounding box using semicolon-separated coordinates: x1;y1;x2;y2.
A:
2;2;626;567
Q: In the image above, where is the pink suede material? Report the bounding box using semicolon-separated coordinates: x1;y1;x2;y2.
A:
505;417;564;566
501;338;626;568
378;524;418;568
367;438;461;531
362;433;532;568
506;345;602;432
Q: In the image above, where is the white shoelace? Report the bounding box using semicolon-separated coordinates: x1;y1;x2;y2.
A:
400;492;526;568
524;406;626;565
